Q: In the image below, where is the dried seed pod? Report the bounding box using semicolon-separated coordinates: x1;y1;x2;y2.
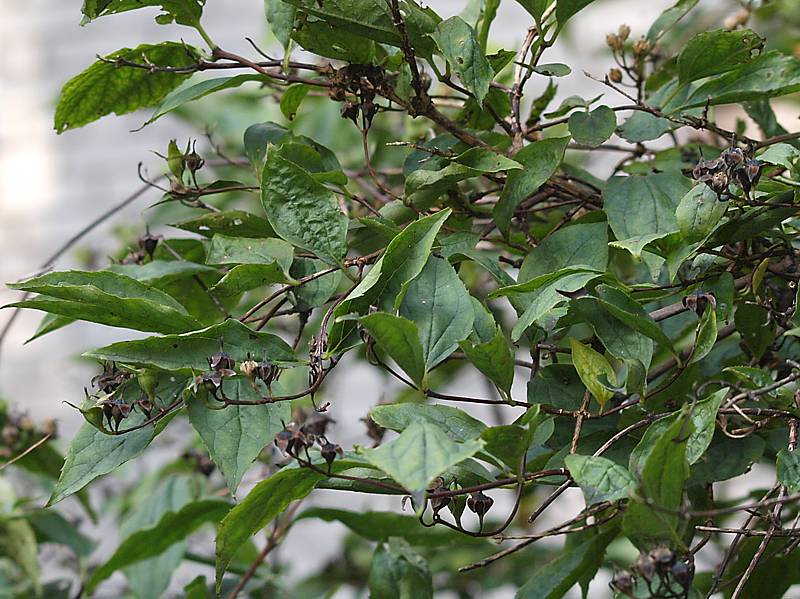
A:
467;491;494;530
138;232;159;258
618;24;631;41
208;351;236;372
633;37;652;57
611;569;635;593
721;146;745;169
239;359;259;379
361;415;386;447
635;552;656;582
682;290;717;316
650;546;675;573
319;438;343;467
606;33;623;52
341;101;359;123
711;170;729;194
737;158;762;192
255;360;277;387
671;560;694;588
608;68;623;83
429;485;450;516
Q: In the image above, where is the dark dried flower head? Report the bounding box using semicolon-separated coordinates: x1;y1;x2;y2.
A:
682;290;717;316
635;552;656;582
650;546;675;572
209;351;236;372
711;170;729;194
467;491;494;528
319;438;343;467
671;560;694;587
138;232;159;258
721;146;745;169
611;569;634;593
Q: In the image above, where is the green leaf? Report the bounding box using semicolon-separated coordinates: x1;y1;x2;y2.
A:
264;0;297;49
280;84;310;120
405;147;521;197
555;0;597;25
292;14;376;62
82;0;205;25
516;528;617;599
777;449;800;493
188;378;290;496
88;499;231;593
48;378;184;505
329;209;451;350
676;28;764;84
432;17;493;103
564;454;636;505
690;303;717;364
670;51;800;112
107;260;215;286
119;475;194;599
603;172;693;256
568;105;616;147
512;0;550;22
261;146;348;265
205;234;294;295
569;338;615;409
55;42;198;132
676;184;728;242
360;420;484;493
758;143;800;170
85;319;298;372
531;63;571;77
280;0;440;59
369;403;486;443
290;257;342;310
623;416;691;548
647;0;698;41
481;424;533;471
459;326;515;395
297;508;481;545
145;74;264;125
618;111;676;143
360;313;426;387
399;256;474;369
215;457;366;588
172;210;275;239
494;136;570;234
25;313;75;343
735;302;774;360
6;270;200;334
369;539;433;599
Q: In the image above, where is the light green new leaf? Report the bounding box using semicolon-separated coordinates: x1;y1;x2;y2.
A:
145;74;264;125
361;313;426;387
677;28;764;84
55;42;198;132
7;270;200;334
565;454;635;506
85;319;298;372
88;498;231;593
568;106;617;147
369;403;486;443
623;417;691;548
691;303;718;364
261;146;348;265
459;326;515;395
399;256;474;369
280;84;310;120
516;528;617;599
495;137;569;234
361;420;484;493
188;378;290;495
676;184;728;242
432;17;493;103
777;449;800;493
569;338;615;409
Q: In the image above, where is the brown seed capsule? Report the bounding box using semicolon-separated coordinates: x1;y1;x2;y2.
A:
722;146;745;169
319;439;343;467
650;546;675;572
608;68;623;83
618;24;631;41
138;232;159;258
671;560;694;587
209;351;235;372
635;552;656;582
430;484;450;516
340;101;359;123
467;491;494;529
606;33;623;52
239;359;259;379
682;290;717;316
611;569;634;593
633;37;652;57
711;170;729;194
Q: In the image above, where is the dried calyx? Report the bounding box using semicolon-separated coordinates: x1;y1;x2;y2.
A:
692;146;762;198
